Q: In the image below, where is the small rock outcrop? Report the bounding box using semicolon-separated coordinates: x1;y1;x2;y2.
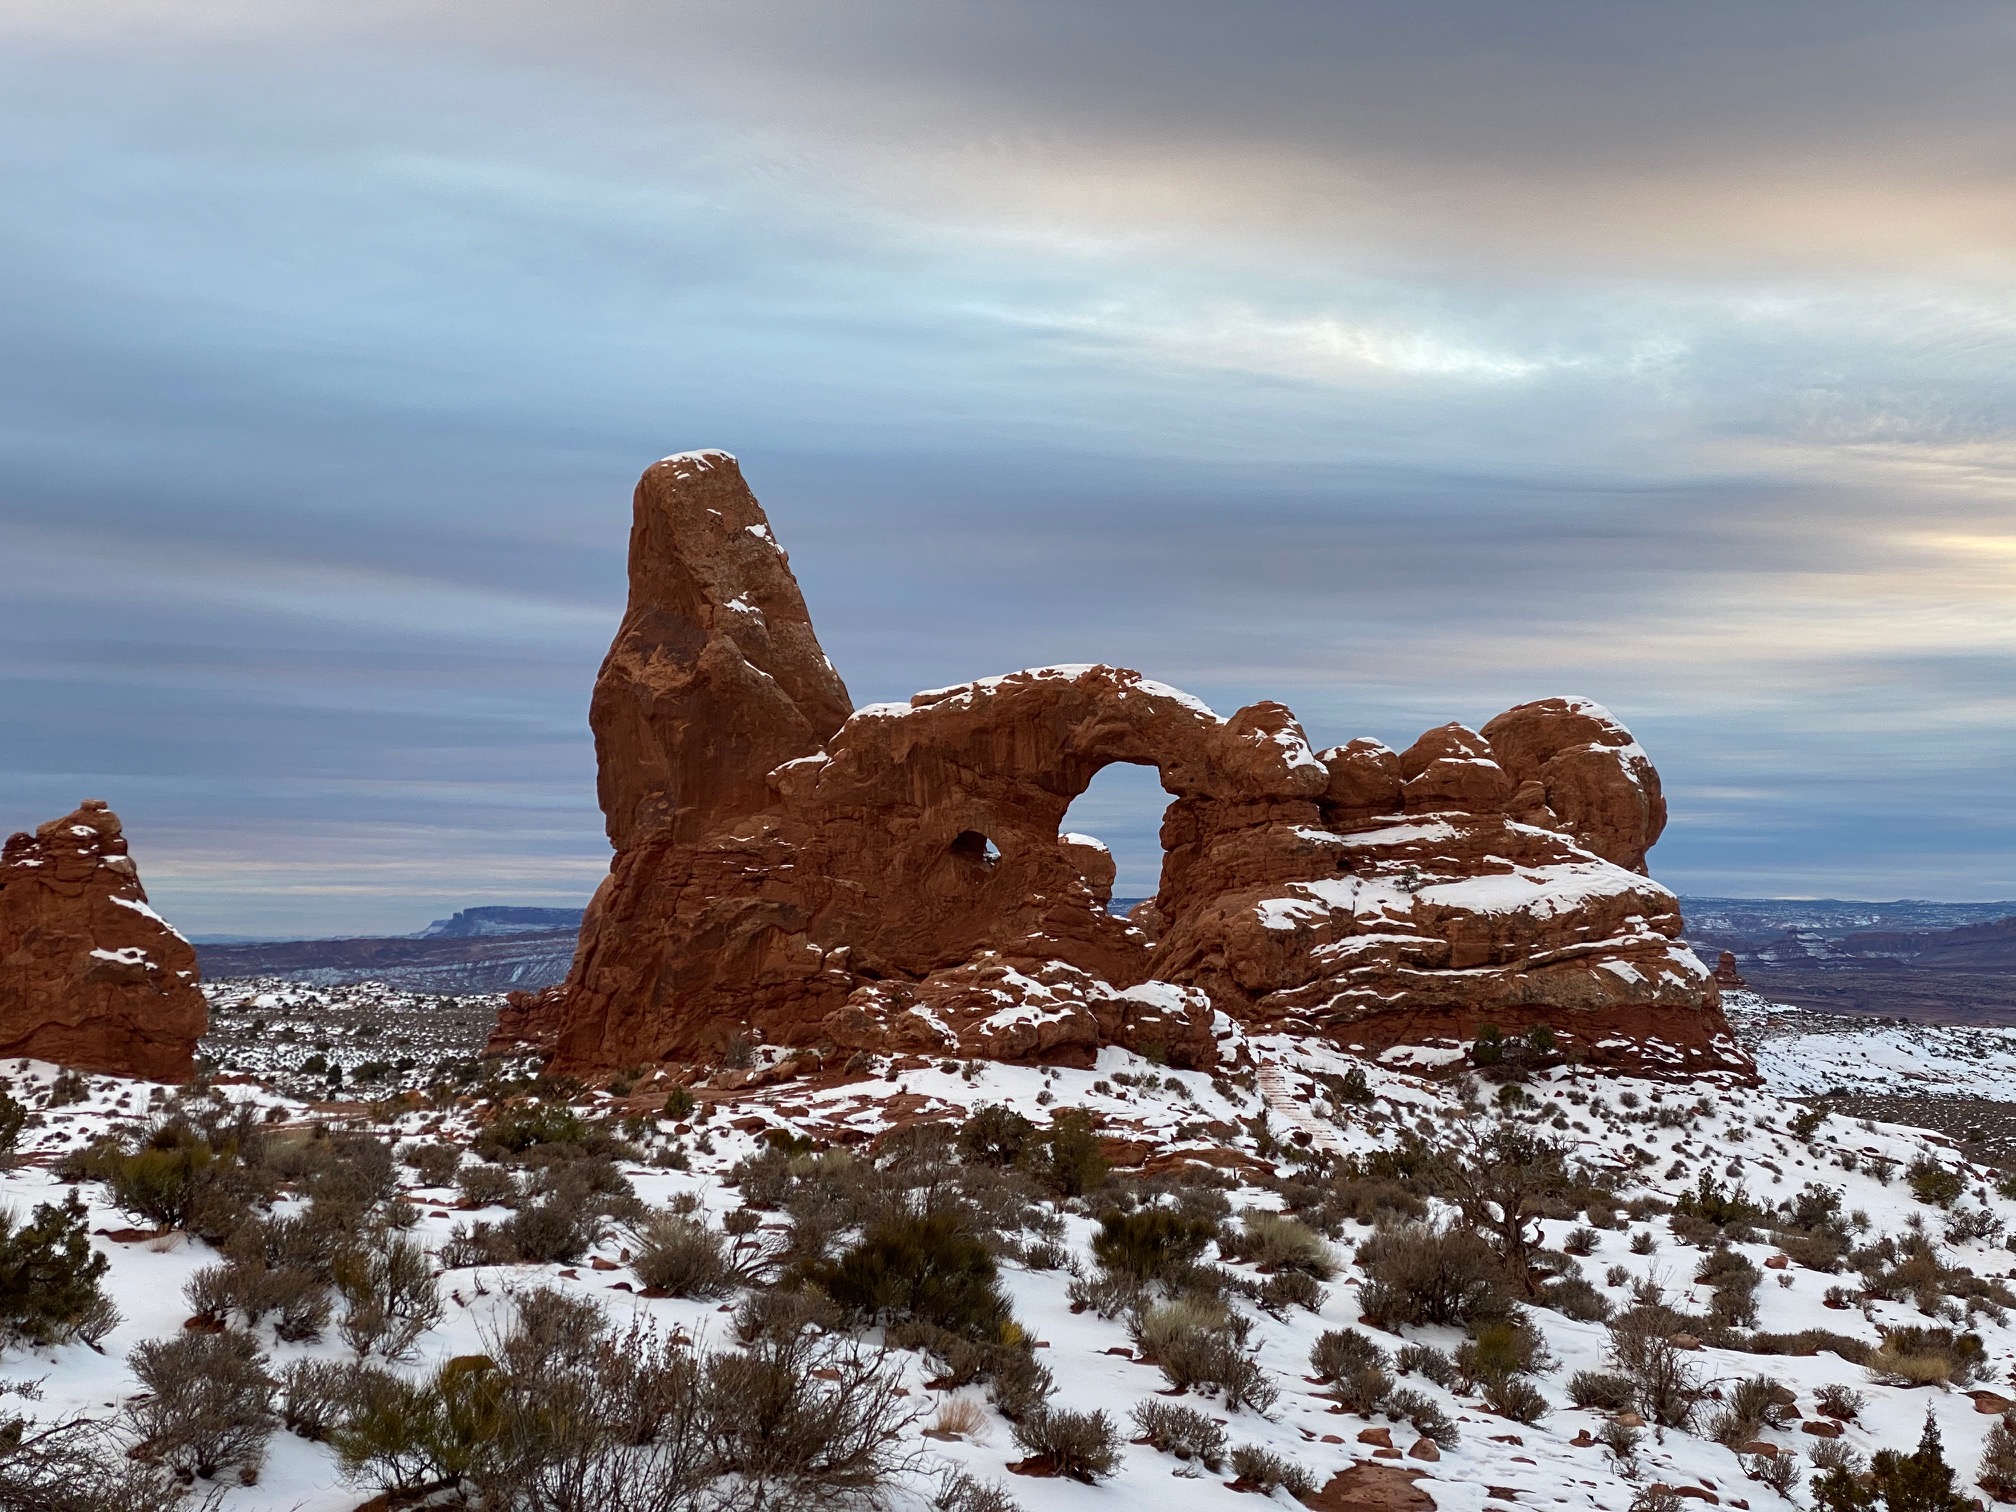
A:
504;452;1748;1081
0;801;206;1081
1713;950;1747;989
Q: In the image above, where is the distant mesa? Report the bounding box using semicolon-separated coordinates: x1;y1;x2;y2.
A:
0;800;206;1082
494;449;1750;1082
418;906;584;939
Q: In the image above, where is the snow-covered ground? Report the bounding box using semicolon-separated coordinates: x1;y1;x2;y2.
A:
1733;989;2016;1101
9;988;2016;1510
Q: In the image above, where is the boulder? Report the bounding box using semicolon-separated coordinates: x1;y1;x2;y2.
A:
505;453;1749;1083
0;801;205;1081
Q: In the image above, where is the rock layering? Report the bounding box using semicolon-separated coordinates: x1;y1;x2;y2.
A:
0;801;206;1081
505;450;1747;1080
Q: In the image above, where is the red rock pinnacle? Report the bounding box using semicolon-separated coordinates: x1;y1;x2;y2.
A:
0;801;206;1081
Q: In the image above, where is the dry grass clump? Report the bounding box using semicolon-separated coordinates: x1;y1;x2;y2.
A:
1867;1325;1987;1388
1227;1210;1336;1278
931;1396;989;1441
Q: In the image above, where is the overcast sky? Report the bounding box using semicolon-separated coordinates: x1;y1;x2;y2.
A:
6;1;2016;935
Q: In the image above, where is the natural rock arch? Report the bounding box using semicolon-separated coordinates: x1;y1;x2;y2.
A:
499;452;1748;1083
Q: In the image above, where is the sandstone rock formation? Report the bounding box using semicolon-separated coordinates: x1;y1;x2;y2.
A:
0;800;206;1081
505;452;1748;1080
1713;950;1747;989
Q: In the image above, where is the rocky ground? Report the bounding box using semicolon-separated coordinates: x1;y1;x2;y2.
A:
6;984;2016;1510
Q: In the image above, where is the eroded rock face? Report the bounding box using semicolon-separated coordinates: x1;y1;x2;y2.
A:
510;453;1747;1080
0;801;206;1081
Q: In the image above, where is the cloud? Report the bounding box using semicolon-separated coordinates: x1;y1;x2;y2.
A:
4;0;2016;929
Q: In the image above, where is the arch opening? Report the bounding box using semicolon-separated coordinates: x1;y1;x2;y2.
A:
949;829;1001;869
1057;760;1174;913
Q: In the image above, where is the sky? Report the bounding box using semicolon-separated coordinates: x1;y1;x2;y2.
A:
6;1;2016;935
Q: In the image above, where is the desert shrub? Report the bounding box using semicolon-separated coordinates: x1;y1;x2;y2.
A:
229;1209;346;1284
0;1388;186;1512
1396;1341;1459;1388
934;1469;1020;1512
1607;1321;1707;1429
1091;1207;1217;1286
329;1355;502;1494
285;1129;398;1218
0;1092;27;1163
1741;1329;1875;1367
496;1188;602;1264
732;1286;840;1346
984;1345;1054;1422
402;1142;462;1187
809;1209;1011;1342
1541;1273;1612;1322
1325;1361;1394;1416
1482;1373;1550;1424
1065;1267;1138;1320
334;1232;442;1360
1357;1218;1513;1329
1670;1169;1767;1232
183;1262;235;1326
1776;1229;1851;1273
1035;1110;1107;1198
185;1255;331;1341
1228;1210;1336;1278
1324;1175;1428;1226
1599;1417;1642;1473
125;1329;277;1482
102;1126;217;1229
1011;1408;1121;1483
1814;1412;1970;1512
1979;1419;2016;1503
1257;1269;1326;1315
1563;1225;1599;1256
1129;1399;1227;1470
1309;1327;1389;1384
1383;1385;1460;1447
0;1194;114;1346
478;1101;588;1157
1813;1382;1865;1421
456;1162;520;1209
1455;1315;1555;1387
1906;1154;1966;1209
1133;1298;1278;1413
472;1286;920;1510
958;1105;1036;1167
1227;1443;1315;1497
1710;1374;1794;1448
1568;1369;1637;1412
278;1357;370;1441
1944;1207;2004;1246
631;1213;734;1298
1868;1325;1986;1388
1746;1450;1801;1498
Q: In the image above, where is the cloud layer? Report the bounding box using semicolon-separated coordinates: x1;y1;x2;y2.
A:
5;1;2016;931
